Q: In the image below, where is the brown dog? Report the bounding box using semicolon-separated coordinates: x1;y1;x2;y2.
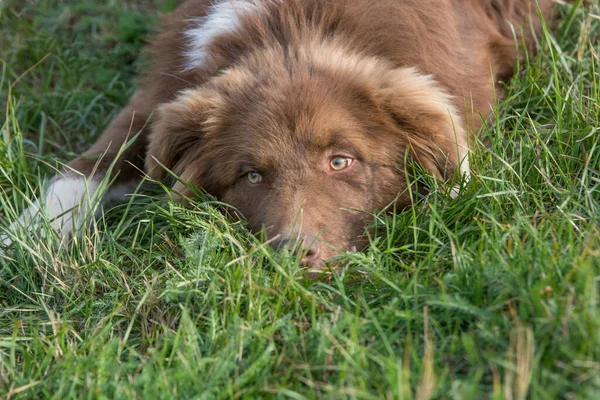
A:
4;0;557;270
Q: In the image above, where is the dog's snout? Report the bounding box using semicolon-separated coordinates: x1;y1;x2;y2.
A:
273;232;321;266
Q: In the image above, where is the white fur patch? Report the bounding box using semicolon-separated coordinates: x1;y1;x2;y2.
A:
5;177;100;241
183;0;261;71
1;176;135;250
46;177;103;236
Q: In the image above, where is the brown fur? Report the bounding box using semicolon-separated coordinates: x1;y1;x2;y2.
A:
64;0;558;269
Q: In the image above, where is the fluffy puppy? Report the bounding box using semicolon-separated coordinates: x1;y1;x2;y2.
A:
3;0;558;270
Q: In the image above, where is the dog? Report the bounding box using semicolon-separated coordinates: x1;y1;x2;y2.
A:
3;0;558;270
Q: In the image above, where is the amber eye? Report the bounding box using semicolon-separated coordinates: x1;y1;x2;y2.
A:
329;156;353;171
247;171;263;184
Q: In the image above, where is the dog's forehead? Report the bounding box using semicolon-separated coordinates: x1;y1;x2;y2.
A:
241;88;362;138
211;67;393;167
234;106;364;158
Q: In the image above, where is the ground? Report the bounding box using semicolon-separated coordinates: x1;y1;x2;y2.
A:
0;0;599;398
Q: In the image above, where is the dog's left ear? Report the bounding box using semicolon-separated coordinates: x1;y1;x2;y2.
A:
377;67;470;181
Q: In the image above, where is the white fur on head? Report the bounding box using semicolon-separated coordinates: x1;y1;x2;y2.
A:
183;0;261;71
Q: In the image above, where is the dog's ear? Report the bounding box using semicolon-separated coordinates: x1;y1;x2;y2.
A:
145;87;224;182
377;67;470;181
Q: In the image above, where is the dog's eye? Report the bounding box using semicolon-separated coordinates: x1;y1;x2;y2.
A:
247;171;263;184
329;156;353;171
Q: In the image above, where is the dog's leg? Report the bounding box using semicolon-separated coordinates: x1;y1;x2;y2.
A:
1;88;160;248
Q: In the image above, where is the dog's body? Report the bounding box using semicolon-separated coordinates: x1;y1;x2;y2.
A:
5;0;557;268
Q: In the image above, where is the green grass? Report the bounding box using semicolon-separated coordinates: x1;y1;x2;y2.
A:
1;0;599;398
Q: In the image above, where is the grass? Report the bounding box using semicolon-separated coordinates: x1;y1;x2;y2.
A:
0;0;599;398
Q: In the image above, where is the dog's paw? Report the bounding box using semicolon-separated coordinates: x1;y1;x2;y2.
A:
0;175;101;251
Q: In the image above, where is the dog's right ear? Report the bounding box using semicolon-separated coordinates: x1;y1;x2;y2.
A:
145;87;224;182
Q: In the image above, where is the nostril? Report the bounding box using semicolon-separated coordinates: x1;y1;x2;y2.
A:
300;241;320;266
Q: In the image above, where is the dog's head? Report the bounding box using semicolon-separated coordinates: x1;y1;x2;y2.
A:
146;45;468;270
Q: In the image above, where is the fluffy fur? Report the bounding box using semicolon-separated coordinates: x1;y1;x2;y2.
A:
183;0;261;71
1;176;99;245
4;0;558;269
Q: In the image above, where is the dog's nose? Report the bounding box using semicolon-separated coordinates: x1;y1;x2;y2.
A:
273;232;321;266
299;239;320;266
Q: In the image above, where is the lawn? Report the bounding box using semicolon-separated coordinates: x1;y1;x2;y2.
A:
1;0;599;398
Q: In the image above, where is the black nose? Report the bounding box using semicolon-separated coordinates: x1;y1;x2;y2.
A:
272;232;321;266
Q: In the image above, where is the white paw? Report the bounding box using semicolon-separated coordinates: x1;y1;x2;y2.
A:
44;176;101;236
1;175;101;250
